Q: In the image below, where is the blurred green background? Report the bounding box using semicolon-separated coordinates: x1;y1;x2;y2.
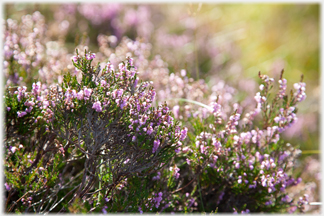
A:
207;4;320;152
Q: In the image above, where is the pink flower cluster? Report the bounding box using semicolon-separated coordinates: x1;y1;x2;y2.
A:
294;82;306;102
274;107;298;133
225;113;240;134
278;78;287;99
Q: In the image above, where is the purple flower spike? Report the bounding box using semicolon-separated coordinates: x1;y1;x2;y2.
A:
152;139;160;153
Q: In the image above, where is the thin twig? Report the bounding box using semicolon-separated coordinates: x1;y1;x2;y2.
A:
171;178;196;194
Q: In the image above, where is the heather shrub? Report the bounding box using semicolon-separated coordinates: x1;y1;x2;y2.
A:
4;50;187;212
168;72;308;213
120;72;309;214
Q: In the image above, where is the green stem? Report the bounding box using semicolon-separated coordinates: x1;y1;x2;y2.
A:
197;176;205;212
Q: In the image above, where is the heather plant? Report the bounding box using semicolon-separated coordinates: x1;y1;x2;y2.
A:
128;71;309;213
175;72;308;213
4;50;187;213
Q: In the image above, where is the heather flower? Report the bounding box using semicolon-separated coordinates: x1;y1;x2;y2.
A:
238;176;242;184
241;209;250;214
138;207;143;214
248;180;257;189
72;55;79;63
100;79;107;86
179;127;188;141
294;82;306;102
85;52;96;60
77;90;84;100
152;139;160;153
84;87;92;98
278;78;287;99
152;172;161;180
32;82;42;96
153;192;163;208
235;162;240;169
132;136;136;142
9;146;17;153
17;111;27;118
186;158;191;165
92;100;102;112
119;98;128;109
5;183;10;191
225;113;240;134
173;165;180;179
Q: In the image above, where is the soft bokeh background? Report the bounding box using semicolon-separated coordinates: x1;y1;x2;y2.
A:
3;3;320;212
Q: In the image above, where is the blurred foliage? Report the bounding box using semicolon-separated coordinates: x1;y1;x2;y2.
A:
217;4;319;81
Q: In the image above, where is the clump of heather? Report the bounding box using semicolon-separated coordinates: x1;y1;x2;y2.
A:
4;50;186;213
158;70;309;213
3;11;71;87
99;71;310;214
